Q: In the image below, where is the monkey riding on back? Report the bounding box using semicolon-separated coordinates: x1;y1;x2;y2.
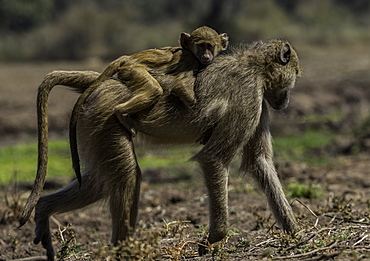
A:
69;26;229;185
19;34;301;260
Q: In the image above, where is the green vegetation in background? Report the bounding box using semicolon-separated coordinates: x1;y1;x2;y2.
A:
0;140;72;185
136;146;196;169
0;0;369;61
0;141;199;185
273;130;334;166
286;181;323;199
0;129;334;185
298;112;346;125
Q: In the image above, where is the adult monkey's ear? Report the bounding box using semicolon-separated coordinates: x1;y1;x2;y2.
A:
219;33;229;51
280;43;291;65
180;32;191;49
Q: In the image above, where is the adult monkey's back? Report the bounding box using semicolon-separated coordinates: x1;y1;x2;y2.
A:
21;39;301;260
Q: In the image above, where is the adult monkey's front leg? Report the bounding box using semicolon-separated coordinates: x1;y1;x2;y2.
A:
241;101;298;233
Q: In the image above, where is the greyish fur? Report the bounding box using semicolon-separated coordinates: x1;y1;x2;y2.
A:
20;39;301;260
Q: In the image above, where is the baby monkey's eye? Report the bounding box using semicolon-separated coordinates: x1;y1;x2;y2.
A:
197;43;207;49
207;44;215;52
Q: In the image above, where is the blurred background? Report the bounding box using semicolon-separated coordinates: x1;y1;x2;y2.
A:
0;0;369;61
0;0;369;180
1;1;370;259
0;0;369;181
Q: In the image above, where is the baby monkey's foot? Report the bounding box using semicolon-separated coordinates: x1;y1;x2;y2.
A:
115;111;137;137
196;127;213;145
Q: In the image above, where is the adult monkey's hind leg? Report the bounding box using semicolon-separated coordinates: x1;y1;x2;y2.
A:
108;139;142;243
92;118;143;243
34;171;104;261
197;159;229;256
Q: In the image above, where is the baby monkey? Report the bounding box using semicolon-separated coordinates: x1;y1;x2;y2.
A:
114;26;228;132
70;26;228;184
72;26;228;134
119;26;227;117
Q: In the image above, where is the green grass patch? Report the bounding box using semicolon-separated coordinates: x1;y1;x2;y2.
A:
286;181;323;199
0;140;72;185
298;112;345;125
273;130;334;166
0;130;334;185
136;146;197;169
0;141;198;185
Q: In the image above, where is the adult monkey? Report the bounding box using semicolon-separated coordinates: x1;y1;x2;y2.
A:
17;25;229;226
19;39;301;260
70;26;229;185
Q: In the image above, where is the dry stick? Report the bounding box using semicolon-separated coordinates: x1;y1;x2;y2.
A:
50;215;62;228
274;241;338;260
255;238;276;247
267;221;277;233
328;214;337;225
284;233;316;252
257;200;324;255
247;238;278;253
247;238;276;253
324;214;370;225
11;257;47;261
301;251;342;261
353;234;369;246
293;199;319;228
284;226;338;252
352;247;370;251
278;214;369;259
162;240;206;259
50;215;67;241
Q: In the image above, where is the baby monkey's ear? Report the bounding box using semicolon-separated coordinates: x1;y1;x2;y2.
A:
219;33;229;51
180;32;191;50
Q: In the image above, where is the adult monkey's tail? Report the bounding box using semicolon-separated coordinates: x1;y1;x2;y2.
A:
19;70;99;227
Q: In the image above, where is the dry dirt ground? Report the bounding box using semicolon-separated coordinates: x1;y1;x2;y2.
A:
0;44;370;260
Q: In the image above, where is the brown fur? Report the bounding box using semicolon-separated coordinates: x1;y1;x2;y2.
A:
20;39;301;260
70;26;229;184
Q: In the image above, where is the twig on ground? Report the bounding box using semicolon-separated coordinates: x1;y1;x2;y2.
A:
353;234;369;246
274;241;338;260
11;257;47;261
324;214;370;225
293;199;319;228
284;233;316;251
